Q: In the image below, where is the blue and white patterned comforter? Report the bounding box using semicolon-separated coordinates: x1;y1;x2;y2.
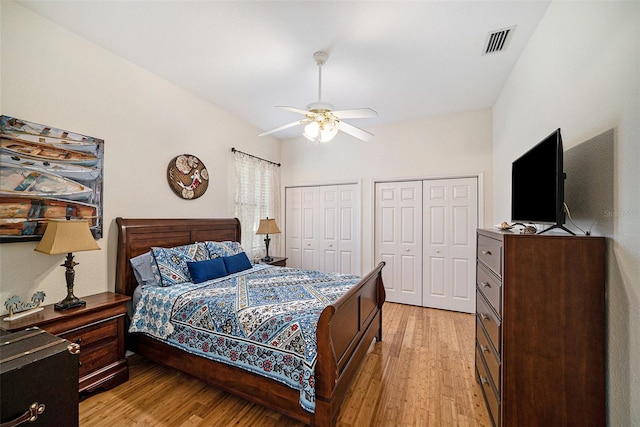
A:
129;264;361;412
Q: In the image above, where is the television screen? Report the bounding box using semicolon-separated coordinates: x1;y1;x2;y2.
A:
511;129;565;225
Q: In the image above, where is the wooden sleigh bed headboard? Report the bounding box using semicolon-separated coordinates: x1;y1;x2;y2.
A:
115;217;241;296
114;217;385;426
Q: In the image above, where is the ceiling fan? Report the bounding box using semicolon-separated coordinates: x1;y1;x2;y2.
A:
259;51;378;143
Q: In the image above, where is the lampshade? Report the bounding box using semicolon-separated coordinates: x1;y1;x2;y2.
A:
35;219;100;255
256;218;281;235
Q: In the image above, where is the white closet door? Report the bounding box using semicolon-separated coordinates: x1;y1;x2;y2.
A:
423;177;478;313
286;184;360;274
319;186;338;273
337;185;359;274
375;181;423;306
285;187;302;266
301;186;320;271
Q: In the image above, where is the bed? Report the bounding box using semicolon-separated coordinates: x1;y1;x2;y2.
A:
115;217;385;426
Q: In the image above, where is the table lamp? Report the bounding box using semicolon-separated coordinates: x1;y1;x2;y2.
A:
34;219;100;311
256;217;280;262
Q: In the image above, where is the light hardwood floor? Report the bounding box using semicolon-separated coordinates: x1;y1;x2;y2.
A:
80;303;492;426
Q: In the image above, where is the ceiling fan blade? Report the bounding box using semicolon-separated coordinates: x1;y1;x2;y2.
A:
332;108;378;119
258;119;307;137
337;121;374;142
276;106;311;116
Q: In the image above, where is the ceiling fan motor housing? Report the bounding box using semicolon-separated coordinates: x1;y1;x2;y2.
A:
306;101;335;112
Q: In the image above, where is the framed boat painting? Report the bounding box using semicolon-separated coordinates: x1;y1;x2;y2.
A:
0;116;104;243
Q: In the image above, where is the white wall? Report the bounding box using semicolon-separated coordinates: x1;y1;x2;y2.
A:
281;109;493;273
0;2;280;308
492;1;639;425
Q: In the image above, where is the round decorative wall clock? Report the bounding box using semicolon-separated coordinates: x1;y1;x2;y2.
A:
166;154;209;199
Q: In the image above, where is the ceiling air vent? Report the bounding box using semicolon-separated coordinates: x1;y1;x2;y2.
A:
483;26;516;55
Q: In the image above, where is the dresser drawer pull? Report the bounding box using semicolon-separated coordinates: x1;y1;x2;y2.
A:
481;250;492;256
481;345;491;354
480;376;490;385
480;313;490;322
481;281;491;288
76;338;82;344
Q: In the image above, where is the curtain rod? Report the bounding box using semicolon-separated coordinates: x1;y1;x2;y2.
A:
231;147;281;167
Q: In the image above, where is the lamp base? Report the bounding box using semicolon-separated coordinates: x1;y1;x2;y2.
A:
54;298;86;311
261;256;274;262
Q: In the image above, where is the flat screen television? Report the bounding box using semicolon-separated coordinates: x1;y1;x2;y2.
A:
511;128;573;234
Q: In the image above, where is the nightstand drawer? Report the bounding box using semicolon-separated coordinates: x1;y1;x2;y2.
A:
60;318;120;378
78;340;119;377
62;317;119;348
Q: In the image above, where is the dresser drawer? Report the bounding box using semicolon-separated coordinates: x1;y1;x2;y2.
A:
476;347;500;427
477;323;500;391
477;263;502;318
477;291;501;355
478;235;502;278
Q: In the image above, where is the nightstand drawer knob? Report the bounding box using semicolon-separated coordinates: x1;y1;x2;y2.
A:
482;250;492;256
75;338;82;344
481;281;491;288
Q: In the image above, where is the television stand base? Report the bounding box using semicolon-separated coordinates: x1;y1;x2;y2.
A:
538;223;575;235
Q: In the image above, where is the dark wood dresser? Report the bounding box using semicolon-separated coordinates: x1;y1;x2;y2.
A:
475;229;605;427
1;292;130;395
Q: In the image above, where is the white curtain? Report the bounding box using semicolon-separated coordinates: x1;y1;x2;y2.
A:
233;151;281;260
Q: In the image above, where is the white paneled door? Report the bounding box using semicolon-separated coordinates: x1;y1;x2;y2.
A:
285;187;302;267
301;186;320;271
319;185;360;274
375;177;478;312
286;184;360;275
375;181;423;306
423;178;478;313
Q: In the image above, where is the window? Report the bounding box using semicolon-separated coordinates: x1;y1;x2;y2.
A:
233;151;280;259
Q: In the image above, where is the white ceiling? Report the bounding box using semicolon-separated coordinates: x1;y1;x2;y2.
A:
18;0;550;139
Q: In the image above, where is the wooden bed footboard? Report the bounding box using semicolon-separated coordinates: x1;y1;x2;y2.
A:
115;217;386;426
315;261;386;426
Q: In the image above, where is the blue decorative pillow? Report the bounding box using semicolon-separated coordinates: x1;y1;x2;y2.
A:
187;258;229;284
130;251;159;287
151;243;209;286
222;252;252;274
205;241;244;258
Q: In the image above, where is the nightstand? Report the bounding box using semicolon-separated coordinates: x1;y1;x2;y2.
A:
1;292;130;395
259;256;287;267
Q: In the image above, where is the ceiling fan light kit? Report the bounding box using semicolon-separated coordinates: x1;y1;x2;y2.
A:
259;51;377;143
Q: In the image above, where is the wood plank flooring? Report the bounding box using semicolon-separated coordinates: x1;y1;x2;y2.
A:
80;303;492;426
